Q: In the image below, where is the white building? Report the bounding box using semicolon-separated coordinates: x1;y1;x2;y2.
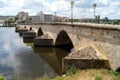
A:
17;11;67;23
36;11;54;22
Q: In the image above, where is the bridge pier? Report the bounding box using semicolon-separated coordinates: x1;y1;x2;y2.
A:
34;34;54;47
23;30;36;43
15;25;28;32
15;26;20;32
62;46;110;73
18;30;28;36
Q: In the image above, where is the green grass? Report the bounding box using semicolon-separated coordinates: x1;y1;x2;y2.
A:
35;69;120;80
12;75;19;80
109;70;120;80
26;43;34;47
67;66;78;75
95;76;102;80
0;76;4;80
36;76;65;80
1;69;120;80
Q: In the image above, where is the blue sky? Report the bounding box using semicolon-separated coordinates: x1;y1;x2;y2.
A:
0;0;120;19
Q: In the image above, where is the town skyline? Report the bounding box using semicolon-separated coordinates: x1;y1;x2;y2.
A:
0;0;120;19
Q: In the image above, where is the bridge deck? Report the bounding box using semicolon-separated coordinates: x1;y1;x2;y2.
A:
20;22;120;31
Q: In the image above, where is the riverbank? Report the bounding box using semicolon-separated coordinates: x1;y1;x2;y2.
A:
37;69;120;80
0;76;4;80
1;69;120;80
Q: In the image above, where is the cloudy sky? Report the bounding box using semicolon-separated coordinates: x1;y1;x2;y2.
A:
0;0;120;19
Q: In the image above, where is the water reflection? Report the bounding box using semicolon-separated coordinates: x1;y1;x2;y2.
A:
33;47;69;75
0;27;69;80
23;38;34;43
15;49;57;80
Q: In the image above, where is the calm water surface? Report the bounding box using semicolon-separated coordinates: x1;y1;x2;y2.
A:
0;27;69;80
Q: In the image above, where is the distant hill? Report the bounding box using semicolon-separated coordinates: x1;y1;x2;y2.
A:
0;16;15;20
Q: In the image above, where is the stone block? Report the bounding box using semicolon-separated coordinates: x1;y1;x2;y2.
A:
23;31;36;38
62;58;110;73
18;30;28;36
34;38;54;47
23;37;34;43
62;46;111;73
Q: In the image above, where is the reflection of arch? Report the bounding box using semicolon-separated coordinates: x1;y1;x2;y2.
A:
55;30;74;52
33;47;61;75
116;67;120;72
37;27;43;36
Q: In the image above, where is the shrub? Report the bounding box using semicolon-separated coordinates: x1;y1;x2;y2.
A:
0;76;4;80
67;66;78;75
110;70;120;76
95;76;102;80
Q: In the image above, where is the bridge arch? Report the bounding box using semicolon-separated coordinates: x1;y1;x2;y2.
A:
29;27;32;30
24;26;26;29
116;67;120;72
55;30;74;52
37;27;43;37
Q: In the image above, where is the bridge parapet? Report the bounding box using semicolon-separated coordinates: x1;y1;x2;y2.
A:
18;22;120;30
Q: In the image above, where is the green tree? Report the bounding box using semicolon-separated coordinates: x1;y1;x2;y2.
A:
4;20;8;26
21;20;26;23
15;15;18;21
103;17;109;24
113;20;120;24
95;15;100;23
29;18;32;23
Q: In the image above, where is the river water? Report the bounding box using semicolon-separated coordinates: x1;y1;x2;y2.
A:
0;27;69;80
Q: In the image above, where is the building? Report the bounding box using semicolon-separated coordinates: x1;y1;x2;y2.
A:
54;16;69;22
18;12;29;22
27;16;40;23
17;11;69;23
44;14;54;22
37;11;54;22
40;11;44;22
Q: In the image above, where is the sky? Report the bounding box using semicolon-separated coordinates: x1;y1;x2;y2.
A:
0;0;120;19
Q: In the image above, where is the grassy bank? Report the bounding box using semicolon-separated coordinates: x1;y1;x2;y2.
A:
26;43;34;47
36;69;120;80
0;76;4;80
0;69;120;80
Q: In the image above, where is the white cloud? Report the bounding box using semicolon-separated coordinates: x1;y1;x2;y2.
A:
0;0;7;4
97;1;120;19
0;0;119;19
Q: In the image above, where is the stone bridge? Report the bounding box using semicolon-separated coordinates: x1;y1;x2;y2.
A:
16;22;120;72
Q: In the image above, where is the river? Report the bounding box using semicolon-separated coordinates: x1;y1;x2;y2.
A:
0;27;69;80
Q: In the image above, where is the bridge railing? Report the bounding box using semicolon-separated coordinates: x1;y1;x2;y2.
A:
18;22;120;30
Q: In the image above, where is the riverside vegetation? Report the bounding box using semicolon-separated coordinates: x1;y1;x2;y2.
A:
0;76;4;80
37;68;120;80
1;68;120;80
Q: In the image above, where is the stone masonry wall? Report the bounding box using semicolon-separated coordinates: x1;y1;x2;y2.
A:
62;59;110;73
